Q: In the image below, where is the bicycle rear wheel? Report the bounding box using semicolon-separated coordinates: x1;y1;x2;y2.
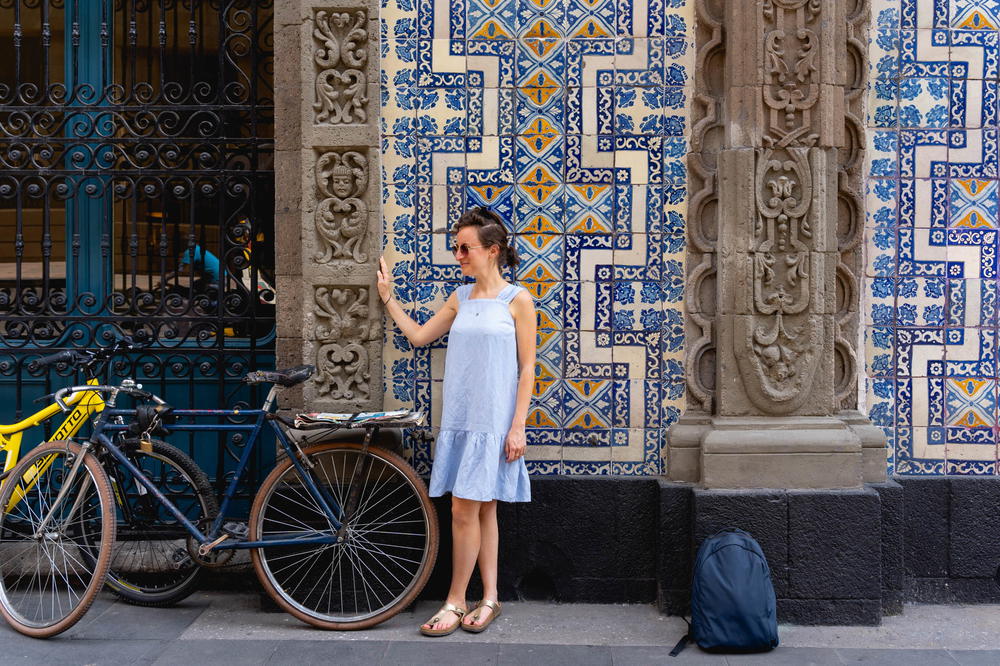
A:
250;442;438;630
99;439;218;606
0;440;114;637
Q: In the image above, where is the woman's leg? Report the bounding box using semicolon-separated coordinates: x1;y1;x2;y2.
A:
423;496;481;631
465;499;499;627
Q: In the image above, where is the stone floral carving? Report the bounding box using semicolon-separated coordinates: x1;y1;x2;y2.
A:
313;286;380;401
314;150;369;263
731;0;828;411
743;147;822;404
313;10;368;125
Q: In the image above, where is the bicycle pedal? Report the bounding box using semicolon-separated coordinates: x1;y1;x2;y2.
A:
171;548;193;570
223;521;249;539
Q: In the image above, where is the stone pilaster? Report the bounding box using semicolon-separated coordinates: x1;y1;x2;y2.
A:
668;0;885;488
273;3;382;411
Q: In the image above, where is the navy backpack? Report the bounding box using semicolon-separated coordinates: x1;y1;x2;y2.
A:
671;528;779;656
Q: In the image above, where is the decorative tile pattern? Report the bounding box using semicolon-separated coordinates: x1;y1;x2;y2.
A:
951;0;1000;29
950;179;999;227
381;0;692;475
867;0;1000;475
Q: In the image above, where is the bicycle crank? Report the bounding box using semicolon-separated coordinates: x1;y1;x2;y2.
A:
185;519;236;568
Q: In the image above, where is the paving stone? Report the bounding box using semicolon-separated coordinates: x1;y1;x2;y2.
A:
610;645;722;664
267;639;391;664
499;644;614;666
949;650;1000;665
837;648;959;664
151;639;280;665
45;639;166;665
384;639;500;665
0;629;62;662
726;647;843;665
66;595;210;640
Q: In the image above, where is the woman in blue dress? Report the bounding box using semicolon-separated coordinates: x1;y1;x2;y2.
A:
377;207;536;636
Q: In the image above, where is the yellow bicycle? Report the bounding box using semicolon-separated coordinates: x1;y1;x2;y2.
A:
1;344;218;608
0;379;103;482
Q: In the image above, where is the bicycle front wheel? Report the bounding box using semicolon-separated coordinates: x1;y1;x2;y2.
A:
0;440;115;637
250;443;439;629
99;439;218;607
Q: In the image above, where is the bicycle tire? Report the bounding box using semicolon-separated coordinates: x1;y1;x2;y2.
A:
250;442;439;630
0;440;115;638
97;439;218;607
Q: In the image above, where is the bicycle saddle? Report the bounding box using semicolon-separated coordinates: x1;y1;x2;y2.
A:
244;365;315;387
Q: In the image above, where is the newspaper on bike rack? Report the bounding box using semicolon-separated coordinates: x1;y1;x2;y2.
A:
293;410;425;429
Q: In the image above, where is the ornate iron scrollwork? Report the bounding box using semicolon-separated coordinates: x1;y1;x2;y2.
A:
0;0;276;492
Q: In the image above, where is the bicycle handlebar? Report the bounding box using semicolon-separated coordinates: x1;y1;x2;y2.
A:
30;337;146;374
31;350;79;371
52;383;165;412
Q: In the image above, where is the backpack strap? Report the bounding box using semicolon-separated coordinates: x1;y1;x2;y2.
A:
669;617;691;657
669;634;690;658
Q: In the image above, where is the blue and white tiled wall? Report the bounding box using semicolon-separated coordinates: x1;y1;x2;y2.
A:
867;0;1000;474
379;0;693;475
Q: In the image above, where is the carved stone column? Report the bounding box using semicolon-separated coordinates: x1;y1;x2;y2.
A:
668;0;886;488
274;4;382;411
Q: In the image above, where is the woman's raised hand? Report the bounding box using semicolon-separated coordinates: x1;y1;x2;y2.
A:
376;256;392;305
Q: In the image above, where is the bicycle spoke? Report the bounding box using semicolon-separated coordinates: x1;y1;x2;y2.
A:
341;540;377;613
254;445;436;627
349;533;424;568
352;493;423;536
347;535;416;590
317;457;347;515
0;445;111;635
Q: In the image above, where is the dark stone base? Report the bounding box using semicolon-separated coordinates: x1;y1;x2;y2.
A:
420;477;661;604
656;481;904;626
777;599;881;626
898;476;1000;604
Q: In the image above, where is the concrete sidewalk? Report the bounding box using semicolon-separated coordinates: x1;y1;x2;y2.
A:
1;591;998;664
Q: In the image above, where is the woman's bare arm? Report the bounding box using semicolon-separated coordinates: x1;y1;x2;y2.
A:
378;256;459;347
505;289;537;462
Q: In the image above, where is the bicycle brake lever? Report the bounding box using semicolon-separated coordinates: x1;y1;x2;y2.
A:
33;392;57;405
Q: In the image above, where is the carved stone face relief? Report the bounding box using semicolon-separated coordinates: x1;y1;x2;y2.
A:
313;10;369;125
314;150;369;264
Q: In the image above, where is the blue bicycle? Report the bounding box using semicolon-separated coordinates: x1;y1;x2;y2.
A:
0;366;438;637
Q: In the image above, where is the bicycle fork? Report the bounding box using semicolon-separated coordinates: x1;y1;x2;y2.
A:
32;443;93;538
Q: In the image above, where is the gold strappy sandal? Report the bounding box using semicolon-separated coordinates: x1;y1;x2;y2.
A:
419;602;467;637
461;599;502;633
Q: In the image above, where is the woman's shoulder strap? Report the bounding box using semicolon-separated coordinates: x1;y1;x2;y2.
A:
498;283;525;304
454;283;472;302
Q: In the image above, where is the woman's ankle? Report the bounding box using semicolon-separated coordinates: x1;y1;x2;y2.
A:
444;594;467;608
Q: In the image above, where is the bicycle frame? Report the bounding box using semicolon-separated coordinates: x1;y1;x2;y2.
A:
94;385;346;551
0;378;106;477
0;381;106;514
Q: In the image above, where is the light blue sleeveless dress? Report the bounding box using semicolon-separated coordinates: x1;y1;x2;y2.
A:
428;283;532;503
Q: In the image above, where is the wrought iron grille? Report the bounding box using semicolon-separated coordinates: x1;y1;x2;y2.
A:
0;0;276;493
